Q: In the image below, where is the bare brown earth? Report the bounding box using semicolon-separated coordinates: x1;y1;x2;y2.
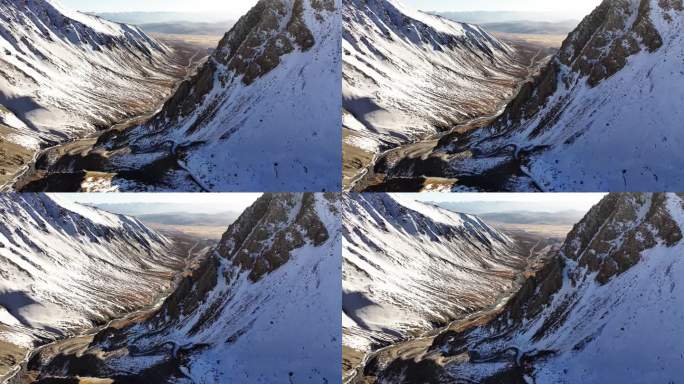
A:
0;339;27;381
350;35;558;192
0;124;34;187
493;223;573;240
492;32;568;49
8;34;215;192
145;222;228;241
150;33;223;55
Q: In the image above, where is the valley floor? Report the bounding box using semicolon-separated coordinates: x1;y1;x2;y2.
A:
1;35;215;193
347;36;558;192
344;229;561;384
1;232;212;384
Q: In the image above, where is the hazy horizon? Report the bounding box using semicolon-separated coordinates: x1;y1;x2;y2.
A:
51;193;261;215
59;0;601;20
396;193;607;214
59;0;257;18
405;0;602;15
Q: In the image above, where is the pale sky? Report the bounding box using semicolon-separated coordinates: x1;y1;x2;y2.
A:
52;193;261;214
405;0;601;13
59;0;258;17
399;193;607;213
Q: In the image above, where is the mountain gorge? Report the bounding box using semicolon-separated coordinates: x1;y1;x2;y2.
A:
357;193;684;383
0;0;187;188
370;0;684;191
342;0;546;189
465;0;684;191
18;193;342;384
20;0;343;192
0;194;192;381
342;194;559;382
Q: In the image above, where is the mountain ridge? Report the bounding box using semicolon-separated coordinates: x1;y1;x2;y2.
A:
342;193;530;382
0;193;189;380
79;0;343;192
457;0;684;191
342;0;532;188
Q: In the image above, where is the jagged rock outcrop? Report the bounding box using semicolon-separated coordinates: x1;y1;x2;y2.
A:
562;192;682;283
217;193;330;281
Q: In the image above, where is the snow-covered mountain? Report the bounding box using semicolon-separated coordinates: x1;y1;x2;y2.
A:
0;0;178;149
30;193;342;384
369;193;684;383
86;0;343;192
342;194;525;354
342;0;527;186
0;194;180;378
452;0;684;191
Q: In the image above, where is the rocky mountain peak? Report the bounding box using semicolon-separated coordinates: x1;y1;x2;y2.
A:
156;193;336;323
158;0;336;126
493;0;681;134
491;193;684;328
400;193;684;384
558;0;666;87
73;193;341;383
562;192;683;284
216;192;333;282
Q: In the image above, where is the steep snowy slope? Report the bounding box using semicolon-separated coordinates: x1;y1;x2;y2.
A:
342;194;525;353
451;0;684;191
0;0;178;148
29;193;342;384
371;193;684;383
81;0;343;192
0;194;181;378
343;0;528;186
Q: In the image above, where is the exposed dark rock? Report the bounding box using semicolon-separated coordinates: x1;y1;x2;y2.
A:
563;193;681;284
490;0;670;137
147;0;326;136
217;193;329;282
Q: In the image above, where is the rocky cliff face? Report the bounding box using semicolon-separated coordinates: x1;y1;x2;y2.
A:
103;0;342;192
30;193;342;384
370;193;684;384
460;0;684;191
